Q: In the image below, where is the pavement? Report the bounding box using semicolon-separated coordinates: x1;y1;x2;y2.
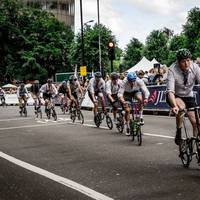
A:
0;106;199;200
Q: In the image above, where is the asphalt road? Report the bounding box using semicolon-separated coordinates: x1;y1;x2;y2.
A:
0;106;199;200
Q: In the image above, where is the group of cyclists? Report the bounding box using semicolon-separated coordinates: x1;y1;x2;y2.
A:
1;48;200;147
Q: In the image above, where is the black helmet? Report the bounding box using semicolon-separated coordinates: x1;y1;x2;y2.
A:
94;72;102;78
47;79;53;84
176;48;192;61
110;72;119;80
69;75;77;81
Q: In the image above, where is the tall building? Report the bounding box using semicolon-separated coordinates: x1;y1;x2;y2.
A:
24;0;75;30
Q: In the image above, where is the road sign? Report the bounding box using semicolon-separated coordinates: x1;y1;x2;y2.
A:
80;66;87;76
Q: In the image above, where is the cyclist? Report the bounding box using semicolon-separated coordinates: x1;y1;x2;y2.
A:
118;72;150;135
68;75;83;111
39;79;58;113
57;80;72;112
166;48;200;145
17;82;30;113
0;87;6;105
30;80;41;113
106;72;122;123
87;71;106;119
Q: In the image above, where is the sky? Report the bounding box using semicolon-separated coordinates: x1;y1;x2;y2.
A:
74;0;200;49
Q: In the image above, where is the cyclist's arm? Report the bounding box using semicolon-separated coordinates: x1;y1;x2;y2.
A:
138;79;150;104
106;81;114;102
166;69;178;113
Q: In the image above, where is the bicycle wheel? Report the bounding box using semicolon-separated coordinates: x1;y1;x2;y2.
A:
70;110;76;123
94;113;101;127
46;109;51;119
77;111;84;124
52;109;57;121
179;139;191;168
137;126;142;146
38;108;42;119
106;115;113;130
116;116;124;133
24;107;27;117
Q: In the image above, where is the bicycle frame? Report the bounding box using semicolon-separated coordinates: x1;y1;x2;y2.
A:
179;106;200;167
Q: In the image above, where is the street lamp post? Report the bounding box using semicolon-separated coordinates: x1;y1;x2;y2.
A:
97;0;102;75
80;0;84;66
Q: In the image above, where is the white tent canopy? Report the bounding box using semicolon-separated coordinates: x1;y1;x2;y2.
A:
2;83;17;89
151;58;159;65
127;57;152;72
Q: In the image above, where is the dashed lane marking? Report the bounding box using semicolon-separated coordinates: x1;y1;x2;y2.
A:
0;152;114;200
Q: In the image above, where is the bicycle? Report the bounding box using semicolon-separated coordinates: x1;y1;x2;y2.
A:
46;96;57;121
178;106;200;168
116;108;125;134
0;96;6;107
34;97;42;119
94;108;113;130
19;100;27;117
60;95;69;114
128;100;143;146
70;97;84;124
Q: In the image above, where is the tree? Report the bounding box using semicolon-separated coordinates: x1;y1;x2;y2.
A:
183;7;200;55
123;38;143;69
69;23;118;73
0;0;74;83
166;34;187;66
143;30;169;64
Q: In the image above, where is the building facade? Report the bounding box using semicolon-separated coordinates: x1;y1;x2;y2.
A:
24;0;75;30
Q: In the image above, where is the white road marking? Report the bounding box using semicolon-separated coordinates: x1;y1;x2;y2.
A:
143;133;174;139
0;152;114;200
0;122;68;131
0;117;31;122
0;117;174;140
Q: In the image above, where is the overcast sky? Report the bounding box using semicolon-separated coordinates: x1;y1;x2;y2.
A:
75;0;200;49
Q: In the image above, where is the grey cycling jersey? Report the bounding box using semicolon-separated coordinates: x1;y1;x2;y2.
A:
166;62;200;97
106;79;122;95
87;77;105;94
118;77;150;99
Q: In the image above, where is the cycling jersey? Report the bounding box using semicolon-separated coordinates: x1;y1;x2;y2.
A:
40;83;58;100
68;80;80;93
118;77;150;99
106;79;122;95
87;77;105;94
58;84;69;94
17;87;29;98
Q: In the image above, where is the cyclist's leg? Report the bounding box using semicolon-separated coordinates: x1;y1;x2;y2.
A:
88;91;98;117
134;92;144;124
18;97;23;108
98;92;106;113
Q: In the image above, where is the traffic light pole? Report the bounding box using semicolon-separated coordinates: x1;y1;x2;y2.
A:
110;60;114;72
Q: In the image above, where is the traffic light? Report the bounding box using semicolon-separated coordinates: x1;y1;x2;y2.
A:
108;41;115;60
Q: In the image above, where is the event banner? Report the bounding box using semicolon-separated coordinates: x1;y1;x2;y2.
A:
147;85;200;110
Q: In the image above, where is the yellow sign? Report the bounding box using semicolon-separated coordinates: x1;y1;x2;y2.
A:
80;66;87;76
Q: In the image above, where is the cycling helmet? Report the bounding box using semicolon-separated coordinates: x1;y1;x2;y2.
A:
176;48;192;61
127;72;137;82
20;82;25;87
69;75;77;82
47;79;53;84
110;72;119;80
94;71;102;78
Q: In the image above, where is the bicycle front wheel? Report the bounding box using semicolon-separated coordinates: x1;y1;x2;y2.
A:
106;115;113;130
179;139;191;168
77;111;84;124
137;126;142;146
94;113;101;127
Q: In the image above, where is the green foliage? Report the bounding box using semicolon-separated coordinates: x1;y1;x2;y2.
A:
143;30;169;63
183;7;200;54
124;38;143;69
69;23;120;73
0;0;74;83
